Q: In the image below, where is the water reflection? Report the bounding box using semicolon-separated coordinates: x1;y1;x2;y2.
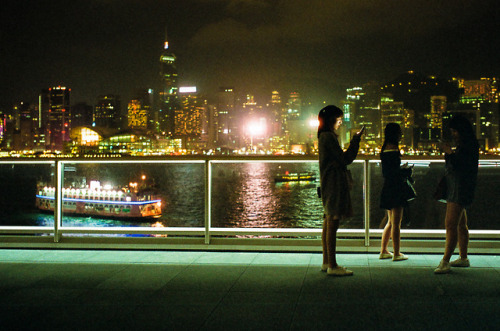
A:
212;162;325;228
237;162;274;227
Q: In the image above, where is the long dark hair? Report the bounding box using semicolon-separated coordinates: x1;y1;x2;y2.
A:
449;114;477;146
381;123;402;152
317;105;343;138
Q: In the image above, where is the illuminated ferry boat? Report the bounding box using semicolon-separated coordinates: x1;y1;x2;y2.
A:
36;180;162;219
274;171;316;182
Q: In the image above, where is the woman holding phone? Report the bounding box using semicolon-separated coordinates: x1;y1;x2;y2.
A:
434;115;479;274
379;123;412;261
318;105;364;276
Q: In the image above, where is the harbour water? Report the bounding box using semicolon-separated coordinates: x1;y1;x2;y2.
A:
0;160;499;232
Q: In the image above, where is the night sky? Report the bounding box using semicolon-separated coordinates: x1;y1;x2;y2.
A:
1;0;499;110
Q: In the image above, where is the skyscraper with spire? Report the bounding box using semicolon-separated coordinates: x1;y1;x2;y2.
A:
158;28;179;136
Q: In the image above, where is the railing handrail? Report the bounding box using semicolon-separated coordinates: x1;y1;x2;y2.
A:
2;154;500;163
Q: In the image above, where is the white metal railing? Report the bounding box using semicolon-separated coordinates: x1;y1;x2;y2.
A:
0;156;499;249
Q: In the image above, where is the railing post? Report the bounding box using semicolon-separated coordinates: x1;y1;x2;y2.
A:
54;160;63;243
363;159;370;247
204;159;211;244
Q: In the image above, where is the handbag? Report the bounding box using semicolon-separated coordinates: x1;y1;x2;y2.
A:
433;176;447;202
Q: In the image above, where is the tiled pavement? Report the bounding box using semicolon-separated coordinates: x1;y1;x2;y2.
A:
0;249;499;330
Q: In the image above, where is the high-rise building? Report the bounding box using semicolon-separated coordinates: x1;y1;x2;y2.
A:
94;95;121;129
174;87;206;150
158;30;179;136
71;102;93;128
458;78;499;149
380;95;415;146
430;96;447;136
128;90;153;131
342;84;382;148
459;78;498;104
286;92;301;120
269;91;282;137
344;87;364;131
127;99;148;130
12;102;35;150
215;87;237;148
0;112;5;145
40;86;71;151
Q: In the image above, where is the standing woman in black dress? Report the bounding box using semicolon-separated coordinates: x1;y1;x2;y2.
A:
318;105;364;276
379;123;412;261
434;115;479;274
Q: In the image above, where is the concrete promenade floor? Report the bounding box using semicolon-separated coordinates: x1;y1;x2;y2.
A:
0;249;499;331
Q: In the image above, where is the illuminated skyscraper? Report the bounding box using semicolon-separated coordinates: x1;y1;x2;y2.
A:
430;96;447;135
158;29;179;136
458;78;499;149
95;95;121;129
269;91;282;137
342;83;382;148
215;87;237;148
128;98;149;130
0;112;5;145
380;95;414;146
40;86;71;151
174;87;206;150
459;78;497;104
286;92;301;120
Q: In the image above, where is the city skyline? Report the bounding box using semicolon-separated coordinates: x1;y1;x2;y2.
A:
1;0;500;109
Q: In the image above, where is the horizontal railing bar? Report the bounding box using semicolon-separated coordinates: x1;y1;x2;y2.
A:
208;228;364;236
58;226;204;235
0;160;54;164
59;159;206;164
0;226;54;234
1;227;498;237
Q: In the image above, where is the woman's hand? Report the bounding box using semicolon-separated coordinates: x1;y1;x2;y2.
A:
355;125;365;137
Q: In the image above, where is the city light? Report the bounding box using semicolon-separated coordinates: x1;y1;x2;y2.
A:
309;119;320;128
179;86;196;93
247;120;266;137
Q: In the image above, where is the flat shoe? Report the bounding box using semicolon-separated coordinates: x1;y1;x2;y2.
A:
450;258;470;267
321;264;328;272
434;260;451;274
327;266;353;276
393;254;408;261
379;252;393;259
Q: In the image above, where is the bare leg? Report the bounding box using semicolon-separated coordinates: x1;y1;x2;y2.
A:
379;210;388;228
380;216;392;254
325;215;340;268
391;207;404;256
457;209;469;259
443;202;463;262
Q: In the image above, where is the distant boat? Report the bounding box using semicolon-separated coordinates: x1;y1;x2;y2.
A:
36;180;162;219
274;171;316;182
